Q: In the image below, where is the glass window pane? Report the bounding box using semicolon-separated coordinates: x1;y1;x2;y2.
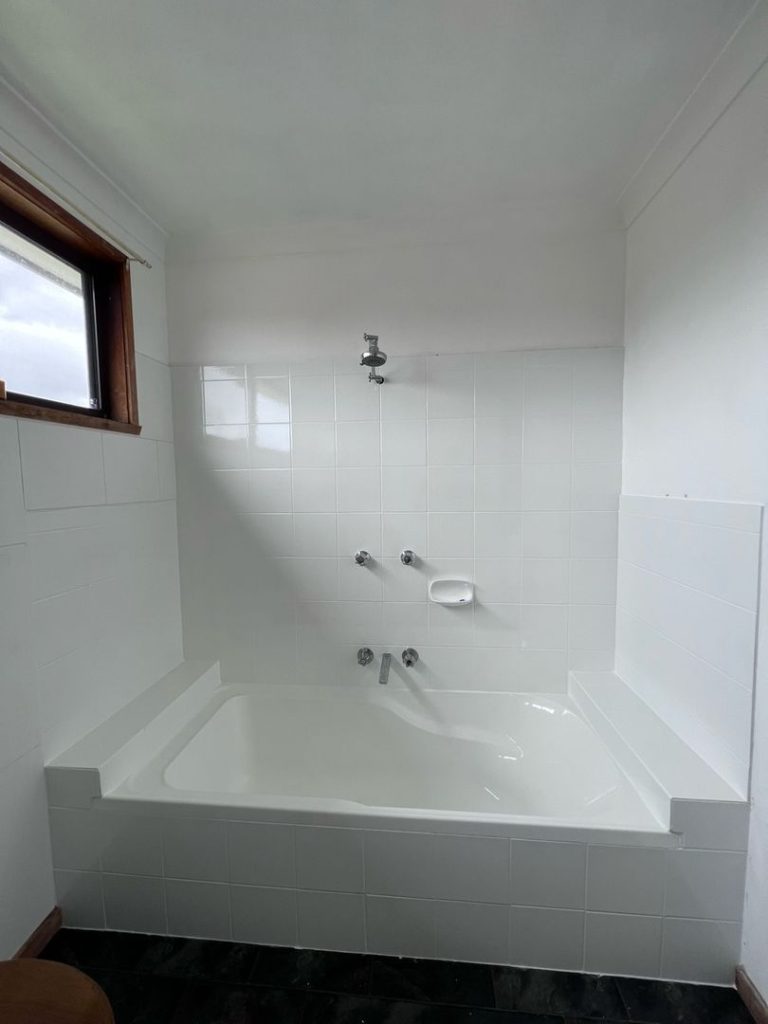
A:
0;221;96;409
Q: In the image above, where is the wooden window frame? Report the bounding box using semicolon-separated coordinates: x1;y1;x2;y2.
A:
0;160;140;434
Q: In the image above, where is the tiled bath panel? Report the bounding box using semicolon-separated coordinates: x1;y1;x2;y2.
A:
49;807;746;985
40;928;753;1023
172;347;622;688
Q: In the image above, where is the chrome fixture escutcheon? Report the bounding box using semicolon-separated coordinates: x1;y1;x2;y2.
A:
354;550;372;566
401;648;419;667
400;549;416;566
357;647;374;666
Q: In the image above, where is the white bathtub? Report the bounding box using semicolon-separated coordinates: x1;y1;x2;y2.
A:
118;684;663;833
48;664;751;980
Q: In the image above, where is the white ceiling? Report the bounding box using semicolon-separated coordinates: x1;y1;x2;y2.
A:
0;0;754;237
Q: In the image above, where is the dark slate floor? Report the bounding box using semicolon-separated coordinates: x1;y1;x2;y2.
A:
40;928;753;1024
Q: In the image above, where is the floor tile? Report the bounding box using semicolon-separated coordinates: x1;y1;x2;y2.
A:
302;993;564;1023
369;955;496;1008
86;969;188;1024
492;967;628;1019
135;936;259;983
172;982;306;1024
40;929;155;972
250;946;372;994
616;976;753;1024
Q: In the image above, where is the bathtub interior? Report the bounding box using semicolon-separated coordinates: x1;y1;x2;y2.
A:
140;686;664;829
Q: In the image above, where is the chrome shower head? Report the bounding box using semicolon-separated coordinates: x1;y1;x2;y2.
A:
360;333;387;384
360;333;387;368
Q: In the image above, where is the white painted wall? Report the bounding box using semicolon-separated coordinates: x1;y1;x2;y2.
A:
621;52;768;997
166;214;625;364
0;82;183;955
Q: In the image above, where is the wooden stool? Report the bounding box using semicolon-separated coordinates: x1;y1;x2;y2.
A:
0;960;114;1024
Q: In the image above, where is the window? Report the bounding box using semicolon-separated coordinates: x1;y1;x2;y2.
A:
0;159;140;433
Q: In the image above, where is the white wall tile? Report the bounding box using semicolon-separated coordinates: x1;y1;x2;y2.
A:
570;559;617;605
521;559;569;604
475;466;522;512
571;462;621;511
569;605;616;651
251;469;293;512
522;464;571;511
335;374;380;421
434;900;509;964
337;468;379;512
665;850;746;920
293;469;336;512
137;355;174;442
508;907;584;971
166;879;230;939
201;425;248;470
427;368;474;419
661;918;740;984
295;827;364;892
336;421;380;467
585;913;662;977
428;467;474;511
250;424;290;468
246;377;290;423
0;420;25;545
476;513;522;558
430;834;510;903
104;436;160;504
382;513;426;559
572;512;618;558
19;421;106;510
157;442;177;499
382;421;426;466
364;831;434;898
230;885;297;946
475;559;521;604
365;896;435;958
294;514;337;557
475;353;524;419
587;846;666;915
338;514;382;557
382;467;426;512
100;815;163;876
204;379;247;424
428;419;473;465
522;513;570;558
163;819;228;882
103;874;165;933
475;419;523;465
428;514;474;557
297;891;365;951
228;822;295;886
380;358;426;420
509;841;586;909
54;869;104;928
292;421;335;467
290;376;334;422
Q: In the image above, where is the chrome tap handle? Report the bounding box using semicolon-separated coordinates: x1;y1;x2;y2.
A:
354;550;372;566
357;647;374;666
400;549;416;566
401;648;419;668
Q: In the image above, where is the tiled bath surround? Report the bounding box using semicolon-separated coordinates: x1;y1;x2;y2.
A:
48;802;746;984
172;347;622;688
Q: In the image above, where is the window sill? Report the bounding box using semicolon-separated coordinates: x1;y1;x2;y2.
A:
0;399;141;435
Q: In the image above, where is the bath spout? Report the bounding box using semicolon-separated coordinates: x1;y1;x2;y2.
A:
379;652;392;685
